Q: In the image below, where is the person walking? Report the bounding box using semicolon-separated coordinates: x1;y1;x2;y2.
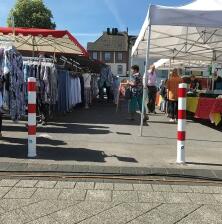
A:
128;65;148;122
166;68;182;122
147;65;157;114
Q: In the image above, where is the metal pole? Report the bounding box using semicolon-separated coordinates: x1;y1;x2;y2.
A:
168;59;171;78
177;83;187;164
130;56;134;81
140;24;152;136
28;77;37;158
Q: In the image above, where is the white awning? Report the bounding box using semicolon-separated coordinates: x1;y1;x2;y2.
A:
132;0;222;62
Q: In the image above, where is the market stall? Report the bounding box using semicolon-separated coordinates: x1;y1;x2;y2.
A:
187;96;222;126
131;0;222;135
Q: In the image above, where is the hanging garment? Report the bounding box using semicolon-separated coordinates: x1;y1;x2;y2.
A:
0;47;25;121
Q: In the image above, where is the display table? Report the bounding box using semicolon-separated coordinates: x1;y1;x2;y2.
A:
187;97;222;126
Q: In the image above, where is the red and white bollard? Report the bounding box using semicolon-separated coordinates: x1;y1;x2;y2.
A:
28;77;37;158
177;83;187;164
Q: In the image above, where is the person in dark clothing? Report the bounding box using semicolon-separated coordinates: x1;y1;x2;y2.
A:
190;75;202;91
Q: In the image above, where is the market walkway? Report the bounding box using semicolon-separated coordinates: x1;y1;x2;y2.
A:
0;178;222;224
0;102;222;177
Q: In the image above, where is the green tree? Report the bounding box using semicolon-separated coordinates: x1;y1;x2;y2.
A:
7;0;56;29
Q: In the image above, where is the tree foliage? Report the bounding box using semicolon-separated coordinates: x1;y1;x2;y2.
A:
7;0;56;29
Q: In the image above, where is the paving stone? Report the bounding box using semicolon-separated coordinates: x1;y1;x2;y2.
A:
190;185;215;194
178;205;222;224
27;216;60;224
114;183;134;191
162;192;192;204
187;193;218;205
21;200;59;220
0;209;31;224
58;189;86;201
32;188;61;200
86;190;112;202
0;179;19;187
15;180;38;188
75;182;94;190
7;163;27;172
138;191;165;203
156;203;200;219
112;191;138;202
133;184;153;191
35;181;57;188
152;184;173;192
208;186;222;194
128;208;179;224
212;194;222;204
49;199;80;210
94;182;114;190
51;205;90;224
0;206;5;214
78;202;153;224
54;181;76;189
4;187;36;199
72;165;89;173
76;201;119;216
171;185;193;193
56;164;74;172
0;162;10;171
0;187;12;198
0;198;39;211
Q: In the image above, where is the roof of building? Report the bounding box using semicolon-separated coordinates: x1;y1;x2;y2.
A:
87;32;128;52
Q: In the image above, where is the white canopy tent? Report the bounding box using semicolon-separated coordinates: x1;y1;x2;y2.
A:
131;0;222;135
154;58;209;71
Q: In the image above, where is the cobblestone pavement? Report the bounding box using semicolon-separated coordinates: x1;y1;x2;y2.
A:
0;178;221;223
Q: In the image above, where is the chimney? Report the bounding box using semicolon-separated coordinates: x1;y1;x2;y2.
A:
112;28;115;35
107;28;110;34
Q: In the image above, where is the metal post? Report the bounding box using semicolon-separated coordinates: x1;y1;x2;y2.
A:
177;83;187;164
28;77;37;158
140;24;152;136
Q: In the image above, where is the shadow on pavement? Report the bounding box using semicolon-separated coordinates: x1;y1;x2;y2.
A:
3;123;111;135
0;137;138;163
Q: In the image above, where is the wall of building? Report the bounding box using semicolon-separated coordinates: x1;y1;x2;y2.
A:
106;63;127;76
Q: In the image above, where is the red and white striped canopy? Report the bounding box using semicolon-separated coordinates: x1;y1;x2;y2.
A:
0;27;88;56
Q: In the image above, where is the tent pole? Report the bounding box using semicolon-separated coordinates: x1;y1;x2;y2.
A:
130;56;134;81
140;24;152;136
168;59;171;78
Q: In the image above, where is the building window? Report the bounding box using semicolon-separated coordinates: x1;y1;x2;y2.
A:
117;52;123;61
92;52;97;60
117;65;123;75
104;52;111;61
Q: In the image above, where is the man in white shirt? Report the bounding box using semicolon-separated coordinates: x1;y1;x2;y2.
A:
146;65;157;114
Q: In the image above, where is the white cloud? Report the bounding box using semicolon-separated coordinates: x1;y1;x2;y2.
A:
104;0;126;30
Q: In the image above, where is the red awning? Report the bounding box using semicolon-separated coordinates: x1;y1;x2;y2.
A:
0;27;88;56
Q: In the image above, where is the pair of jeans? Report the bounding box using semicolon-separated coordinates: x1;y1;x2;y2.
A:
129;95;142;114
147;86;157;113
168;100;178;119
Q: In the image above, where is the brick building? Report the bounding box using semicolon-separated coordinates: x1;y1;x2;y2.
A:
87;28;130;76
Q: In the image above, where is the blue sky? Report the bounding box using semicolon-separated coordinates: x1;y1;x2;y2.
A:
0;0;192;47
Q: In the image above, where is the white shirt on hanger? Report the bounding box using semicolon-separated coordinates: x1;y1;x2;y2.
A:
82;73;91;88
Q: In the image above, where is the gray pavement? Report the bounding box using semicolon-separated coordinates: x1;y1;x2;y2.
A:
0;178;221;223
0;102;222;178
